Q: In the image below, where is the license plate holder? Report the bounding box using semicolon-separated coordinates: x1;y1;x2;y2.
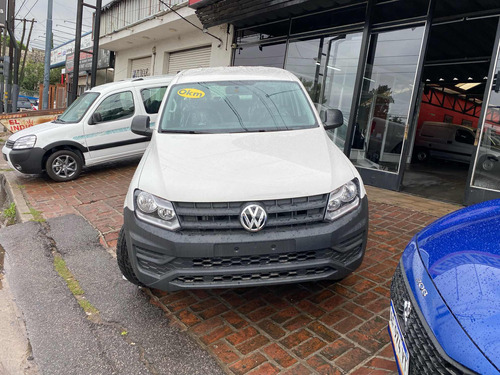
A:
389;300;410;375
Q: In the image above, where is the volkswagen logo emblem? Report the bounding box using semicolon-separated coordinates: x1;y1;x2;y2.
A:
240;204;267;232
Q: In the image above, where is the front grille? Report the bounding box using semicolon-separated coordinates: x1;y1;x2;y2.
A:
174;266;334;284
391;264;476;375
5;140;15;149
173;194;328;232
192;250;321;268
135;232;365;279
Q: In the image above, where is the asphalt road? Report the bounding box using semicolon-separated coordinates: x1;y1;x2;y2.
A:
0;215;224;375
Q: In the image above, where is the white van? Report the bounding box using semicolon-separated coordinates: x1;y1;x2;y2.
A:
414;121;500;171
2;76;174;181
118;67;369;291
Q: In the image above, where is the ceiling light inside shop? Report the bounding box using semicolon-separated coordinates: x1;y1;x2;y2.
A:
439;78;444;81
455;82;481;90
363;77;375;82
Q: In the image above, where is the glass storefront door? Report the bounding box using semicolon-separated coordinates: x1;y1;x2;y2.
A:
467;36;500;204
349;26;425;189
285;33;363;149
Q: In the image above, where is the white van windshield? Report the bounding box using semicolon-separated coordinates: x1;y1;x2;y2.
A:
56;92;100;123
159;81;318;133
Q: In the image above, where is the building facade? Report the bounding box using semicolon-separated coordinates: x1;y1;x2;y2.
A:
188;0;500;205
99;0;233;81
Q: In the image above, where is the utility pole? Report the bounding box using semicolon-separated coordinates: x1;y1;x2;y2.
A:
0;0;6;113
90;0;102;88
71;0;101;104
42;0;52;110
70;0;83;105
18;18;35;84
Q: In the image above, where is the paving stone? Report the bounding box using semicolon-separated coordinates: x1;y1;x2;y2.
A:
15;160;461;375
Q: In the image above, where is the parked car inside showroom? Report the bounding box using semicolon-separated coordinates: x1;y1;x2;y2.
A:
389;199;500;375
117;66;369;291
413;121;500;171
2;76;173;182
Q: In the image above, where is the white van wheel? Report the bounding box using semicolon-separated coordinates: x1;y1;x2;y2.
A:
416;148;429;162
46;150;83;182
480;156;495;171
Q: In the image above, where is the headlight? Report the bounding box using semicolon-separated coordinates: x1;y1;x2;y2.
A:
13;135;36;150
134;190;180;231
324;179;360;221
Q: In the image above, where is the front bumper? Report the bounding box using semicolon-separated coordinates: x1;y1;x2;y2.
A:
2;146;45;174
390;241;496;374
123;196;368;291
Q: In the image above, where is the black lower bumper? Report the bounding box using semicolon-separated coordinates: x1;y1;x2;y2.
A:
7;147;45;174
123;196;368;291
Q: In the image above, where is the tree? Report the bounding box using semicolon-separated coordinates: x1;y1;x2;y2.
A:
20;61;62;94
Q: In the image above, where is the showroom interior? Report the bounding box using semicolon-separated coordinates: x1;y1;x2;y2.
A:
192;0;500;205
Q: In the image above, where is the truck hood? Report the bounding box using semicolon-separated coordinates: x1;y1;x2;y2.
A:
137;127;357;202
416;200;500;369
7;121;62;141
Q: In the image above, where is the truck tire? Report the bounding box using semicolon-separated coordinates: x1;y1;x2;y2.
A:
46;149;83;182
117;228;143;286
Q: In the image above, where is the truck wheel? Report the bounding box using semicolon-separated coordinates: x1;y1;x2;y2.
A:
117;228;143;286
46;150;82;182
480;155;495;171
414;148;429;163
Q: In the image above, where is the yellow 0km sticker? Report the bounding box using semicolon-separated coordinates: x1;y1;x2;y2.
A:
177;88;205;99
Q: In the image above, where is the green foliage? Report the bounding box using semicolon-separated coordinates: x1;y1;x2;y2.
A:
2;202;16;225
20;61;63;93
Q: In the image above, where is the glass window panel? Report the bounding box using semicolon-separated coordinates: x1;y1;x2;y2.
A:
471;52;500;191
93;91;135;123
374;0;429;25
236;20;290;44
350;27;425;173
290;5;365;36
141;86;168;114
320;33;363;149
285;33;363;149
233;43;286;68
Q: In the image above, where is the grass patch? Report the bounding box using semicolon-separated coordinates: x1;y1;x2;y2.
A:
53;255;100;318
78;299;99;316
2;202;16;225
0;168;13;172
28;207;45;222
17;184;25;189
53;255;84;295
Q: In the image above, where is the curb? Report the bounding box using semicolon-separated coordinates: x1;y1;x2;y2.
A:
0;171;33;224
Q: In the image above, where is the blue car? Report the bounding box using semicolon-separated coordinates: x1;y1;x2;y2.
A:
389;199;500;375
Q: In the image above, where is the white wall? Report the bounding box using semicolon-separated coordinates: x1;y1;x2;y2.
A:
111;24;233;81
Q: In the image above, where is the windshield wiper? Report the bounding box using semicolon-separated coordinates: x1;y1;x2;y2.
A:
198;83;249;132
53;118;66;123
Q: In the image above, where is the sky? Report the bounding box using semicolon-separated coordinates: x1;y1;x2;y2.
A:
13;0;113;50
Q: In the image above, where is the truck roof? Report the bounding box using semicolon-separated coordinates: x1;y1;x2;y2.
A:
88;75;175;94
173;66;299;84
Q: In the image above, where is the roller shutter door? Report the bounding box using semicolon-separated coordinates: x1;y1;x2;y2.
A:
131;57;151;78
168;46;211;74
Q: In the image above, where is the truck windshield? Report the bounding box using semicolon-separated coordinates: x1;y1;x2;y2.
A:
159;80;318;133
56;92;100;123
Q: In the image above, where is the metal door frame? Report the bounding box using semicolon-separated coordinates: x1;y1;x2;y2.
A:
464;17;500;205
344;0;435;191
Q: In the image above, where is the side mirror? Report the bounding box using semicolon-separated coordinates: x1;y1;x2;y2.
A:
323;109;344;130
131;115;152;137
88;112;102;125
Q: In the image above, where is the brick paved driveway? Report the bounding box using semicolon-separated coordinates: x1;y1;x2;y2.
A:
11;160;460;374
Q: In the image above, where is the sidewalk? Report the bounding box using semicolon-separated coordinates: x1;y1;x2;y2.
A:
0;159;462;374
